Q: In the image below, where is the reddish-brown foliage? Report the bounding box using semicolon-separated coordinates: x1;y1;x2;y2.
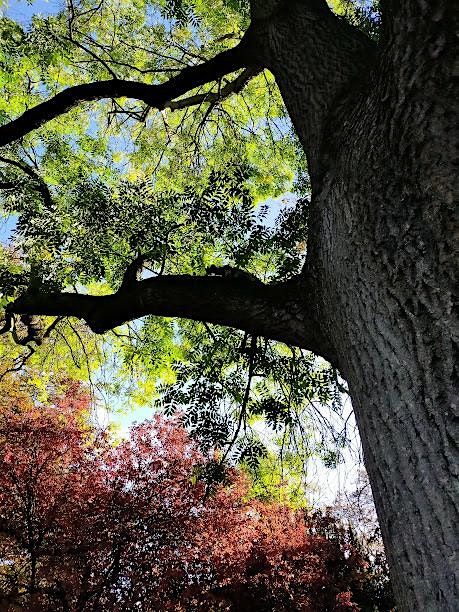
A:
0;385;382;611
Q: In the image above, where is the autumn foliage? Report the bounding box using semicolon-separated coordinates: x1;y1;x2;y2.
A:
0;380;385;611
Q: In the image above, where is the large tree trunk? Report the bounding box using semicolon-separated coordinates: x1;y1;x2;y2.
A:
267;2;458;609
309;122;458;609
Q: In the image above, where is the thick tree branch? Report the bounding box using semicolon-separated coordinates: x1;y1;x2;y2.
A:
165;67;260;111
6;275;320;351
0;180;17;189
0;39;254;147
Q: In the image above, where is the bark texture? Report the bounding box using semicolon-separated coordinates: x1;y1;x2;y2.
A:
262;1;458;609
2;1;458;609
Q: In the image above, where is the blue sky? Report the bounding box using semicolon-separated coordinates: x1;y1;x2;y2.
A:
2;0;61;24
0;215;16;244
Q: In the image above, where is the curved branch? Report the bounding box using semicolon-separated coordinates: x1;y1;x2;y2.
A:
7;274;319;351
0;155;53;208
0;39;255;147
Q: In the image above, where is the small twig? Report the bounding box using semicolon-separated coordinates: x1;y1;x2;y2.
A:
63;34;119;79
203;322;217;342
43;316;64;340
0;345;35;382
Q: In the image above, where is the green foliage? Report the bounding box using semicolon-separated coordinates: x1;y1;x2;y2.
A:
244;449;311;509
162;0;250;26
0;0;358;492
330;0;381;40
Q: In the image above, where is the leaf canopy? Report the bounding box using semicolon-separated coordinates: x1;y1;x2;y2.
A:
0;0;376;481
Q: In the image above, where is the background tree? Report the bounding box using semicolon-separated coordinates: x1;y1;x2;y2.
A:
0;378;392;611
0;0;456;609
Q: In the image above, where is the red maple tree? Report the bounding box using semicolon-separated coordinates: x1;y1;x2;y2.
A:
0;379;386;611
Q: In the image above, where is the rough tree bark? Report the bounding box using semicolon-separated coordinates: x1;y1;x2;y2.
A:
265;3;458;609
1;1;457;609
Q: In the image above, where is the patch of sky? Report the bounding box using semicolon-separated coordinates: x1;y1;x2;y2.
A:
145;4;170;28
258;193;295;228
108;132;137;156
99;402;157;436
0;214;17;245
258;116;292;140
3;0;62;26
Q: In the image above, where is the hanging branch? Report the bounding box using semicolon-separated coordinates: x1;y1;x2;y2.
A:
219;334;258;465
